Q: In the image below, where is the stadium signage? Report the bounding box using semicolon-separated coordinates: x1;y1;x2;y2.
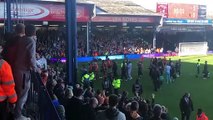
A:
0;2;90;22
10;4;49;19
164;18;212;25
157;3;206;19
92;16;155;23
156;3;168;18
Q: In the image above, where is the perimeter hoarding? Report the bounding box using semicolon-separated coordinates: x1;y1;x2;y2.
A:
0;2;91;22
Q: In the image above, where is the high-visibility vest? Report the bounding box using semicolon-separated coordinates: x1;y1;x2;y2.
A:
0;59;17;103
112;79;121;89
81;74;90;83
89;72;95;81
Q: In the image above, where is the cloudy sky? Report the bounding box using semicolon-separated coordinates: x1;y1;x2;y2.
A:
130;0;213;13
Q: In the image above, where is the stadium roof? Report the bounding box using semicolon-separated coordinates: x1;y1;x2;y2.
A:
77;0;161;16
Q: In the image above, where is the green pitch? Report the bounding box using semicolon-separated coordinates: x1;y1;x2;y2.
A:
78;55;213;119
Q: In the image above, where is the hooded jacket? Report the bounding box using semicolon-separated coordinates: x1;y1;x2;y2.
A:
196;112;208;120
96;107;126;120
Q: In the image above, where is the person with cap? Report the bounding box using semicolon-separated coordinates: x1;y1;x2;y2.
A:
179;93;194;120
196;108;208;120
0;44;17;120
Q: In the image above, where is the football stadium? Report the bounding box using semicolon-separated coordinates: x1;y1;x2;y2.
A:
0;0;212;120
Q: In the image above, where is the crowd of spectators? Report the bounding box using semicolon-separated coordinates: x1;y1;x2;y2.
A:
43;56;177;120
46;80;172;120
36;28;155;58
0;25;210;120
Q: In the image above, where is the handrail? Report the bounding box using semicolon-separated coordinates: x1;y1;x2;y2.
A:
29;72;61;120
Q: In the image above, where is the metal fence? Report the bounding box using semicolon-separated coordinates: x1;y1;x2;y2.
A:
28;72;61;120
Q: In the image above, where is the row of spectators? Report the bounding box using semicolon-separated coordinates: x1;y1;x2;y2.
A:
47;79;172;120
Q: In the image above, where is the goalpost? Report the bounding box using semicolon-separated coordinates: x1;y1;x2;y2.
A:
178;42;208;56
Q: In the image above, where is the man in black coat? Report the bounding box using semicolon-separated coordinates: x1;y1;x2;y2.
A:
179;93;194;120
65;88;84;120
81;97;98;120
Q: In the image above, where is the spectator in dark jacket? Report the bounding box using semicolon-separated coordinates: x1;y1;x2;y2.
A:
81;97;98;120
179;93;194;120
96;94;126;120
150;104;162;120
126;101;143;120
65;88;84;120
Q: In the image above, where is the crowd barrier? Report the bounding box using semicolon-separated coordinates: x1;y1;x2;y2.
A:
50;53;177;63
28;72;61;120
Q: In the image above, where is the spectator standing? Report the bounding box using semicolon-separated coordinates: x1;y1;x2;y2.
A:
196;59;201;78
150;104;162;120
96;94;126;120
65;88;84;120
137;60;143;79
121;60;127;81
112;61;118;77
102;76;112;96
175;59;181;77
165;63;171;84
179;93;194;120
13;24;38;120
81;97;98;120
127;61;133;80
2;23;25;67
126;101;143;120
203;61;209;79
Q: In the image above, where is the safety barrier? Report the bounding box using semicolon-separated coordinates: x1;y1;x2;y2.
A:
28;72;61;120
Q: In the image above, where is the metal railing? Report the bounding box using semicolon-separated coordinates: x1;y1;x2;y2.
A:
28;72;61;120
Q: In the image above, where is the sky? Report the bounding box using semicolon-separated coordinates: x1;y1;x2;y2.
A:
40;0;213;15
130;0;213;13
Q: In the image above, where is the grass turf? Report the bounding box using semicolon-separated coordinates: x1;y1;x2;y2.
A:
78;55;213;119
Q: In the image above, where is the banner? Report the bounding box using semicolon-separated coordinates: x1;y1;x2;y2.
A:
168;3;198;19
92;16;156;23
164;18;212;25
0;2;90;22
156;3;168;18
198;5;207;19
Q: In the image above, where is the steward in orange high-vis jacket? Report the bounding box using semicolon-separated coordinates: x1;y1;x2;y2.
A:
0;58;17;120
